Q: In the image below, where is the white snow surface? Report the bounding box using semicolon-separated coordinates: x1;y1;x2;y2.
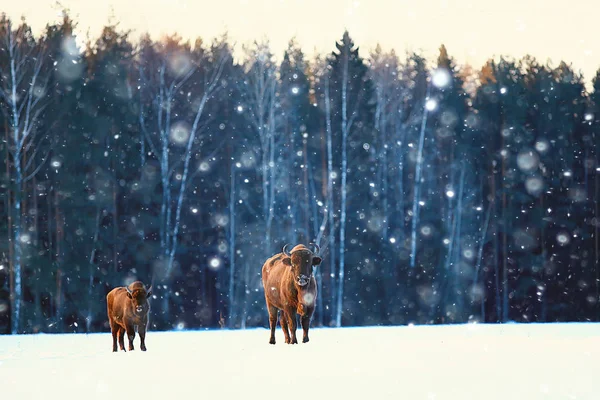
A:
1;323;599;400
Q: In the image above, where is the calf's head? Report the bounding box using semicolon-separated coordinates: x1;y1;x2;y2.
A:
126;285;152;314
282;243;322;287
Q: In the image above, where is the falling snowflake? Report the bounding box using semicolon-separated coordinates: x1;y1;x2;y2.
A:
425;99;437;111
209;257;221;270
556;232;570;246
432;68;451;88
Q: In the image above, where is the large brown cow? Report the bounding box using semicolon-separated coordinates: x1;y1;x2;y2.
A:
106;281;152;352
262;243;322;344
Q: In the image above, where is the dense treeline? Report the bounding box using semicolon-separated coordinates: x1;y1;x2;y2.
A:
0;13;598;334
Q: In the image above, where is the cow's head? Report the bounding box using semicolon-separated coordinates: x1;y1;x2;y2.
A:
126;285;152;314
282;243;322;287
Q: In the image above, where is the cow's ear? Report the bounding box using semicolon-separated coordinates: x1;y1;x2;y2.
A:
146;287;152;298
283;257;292;266
312;257;322;266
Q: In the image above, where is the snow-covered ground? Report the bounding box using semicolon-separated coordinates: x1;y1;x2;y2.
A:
0;323;598;400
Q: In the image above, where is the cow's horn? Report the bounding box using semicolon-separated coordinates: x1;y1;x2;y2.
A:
282;244;292;257
310;243;320;255
126;286;133;295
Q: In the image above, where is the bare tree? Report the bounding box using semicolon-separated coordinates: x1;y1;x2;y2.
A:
474;200;493;320
227;160;237;328
137;37;195;269
86;206;101;332
237;41;280;328
137;38;229;318
333;33;365;328
239;41;280;255
0;19;51;333
409;81;432;269
370;46;401;241
312;57;337;325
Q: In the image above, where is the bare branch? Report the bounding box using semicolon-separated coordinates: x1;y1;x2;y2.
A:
23;136;48;171
23;144;52;182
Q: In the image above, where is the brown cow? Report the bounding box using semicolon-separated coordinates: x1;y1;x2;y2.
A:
106;281;152;352
262;243;322;344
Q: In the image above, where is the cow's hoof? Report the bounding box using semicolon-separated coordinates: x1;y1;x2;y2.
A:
291;338;298;344
128;347;134;351
269;338;276;345
113;349;118;352
121;348;126;352
141;346;147;351
303;337;309;343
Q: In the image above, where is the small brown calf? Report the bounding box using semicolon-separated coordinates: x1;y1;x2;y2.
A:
106;281;152;352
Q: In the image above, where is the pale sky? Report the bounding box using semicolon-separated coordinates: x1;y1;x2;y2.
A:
4;0;600;83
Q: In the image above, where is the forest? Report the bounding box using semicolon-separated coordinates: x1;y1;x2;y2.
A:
0;12;598;334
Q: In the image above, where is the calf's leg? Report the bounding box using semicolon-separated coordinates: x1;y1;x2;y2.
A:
267;303;278;345
280;312;291;344
118;327;126;351
139;322;148;351
126;324;136;351
110;319;119;352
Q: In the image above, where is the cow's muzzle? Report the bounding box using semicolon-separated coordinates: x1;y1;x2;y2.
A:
296;275;309;287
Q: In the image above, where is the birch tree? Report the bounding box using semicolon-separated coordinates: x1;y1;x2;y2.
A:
279;39;312;244
328;31;373;327
239;41;280;256
0;17;51;333
227;159;237;327
137;36;195;275
369;46;402;241
314;60;337;325
137;37;230;319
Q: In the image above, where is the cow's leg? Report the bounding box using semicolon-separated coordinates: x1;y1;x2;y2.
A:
139;321;148;351
301;315;311;343
267;303;278;345
286;308;298;344
126;324;136;351
280;312;291;344
118;327;126;351
110;319;119;352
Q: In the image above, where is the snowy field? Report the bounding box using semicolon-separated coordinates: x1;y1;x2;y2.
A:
0;323;599;400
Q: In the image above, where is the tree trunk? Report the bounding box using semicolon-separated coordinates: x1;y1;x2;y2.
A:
474;200;492;321
5;127;14;334
395;117;406;240
501;155;509;322
46;182;53;327
112;154;119;274
302;135;311;245
490;166;501;321
324;74;336;326
452;164;466;321
265;93;276;254
228;162;236;328
288;125;298;243
336;47;349;328
33;176;42;329
595;148;599;322
410;83;432;268
86;207;101;332
377;91;390;241
54;190;63;330
11;147;22;334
